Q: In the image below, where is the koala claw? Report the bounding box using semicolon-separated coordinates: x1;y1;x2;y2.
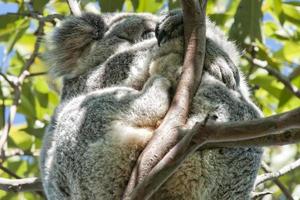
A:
156;10;183;46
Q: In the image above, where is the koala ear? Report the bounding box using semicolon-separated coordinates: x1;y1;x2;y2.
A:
44;13;107;78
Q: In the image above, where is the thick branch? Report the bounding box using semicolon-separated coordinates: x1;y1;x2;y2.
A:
0;177;43;192
123;1;207;199
125;107;300;200
203;128;300;148
195;107;300;143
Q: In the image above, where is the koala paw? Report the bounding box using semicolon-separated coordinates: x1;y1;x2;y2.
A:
146;75;172;93
155;10;183;46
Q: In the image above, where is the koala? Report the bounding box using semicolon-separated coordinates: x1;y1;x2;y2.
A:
40;11;263;200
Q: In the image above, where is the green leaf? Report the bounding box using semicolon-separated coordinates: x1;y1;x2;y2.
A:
283;41;300;62
99;0;125;12
136;0;164;13
51;1;70;14
273;0;285;24
32;0;49;13
168;0;180;10
0;14;22;41
210;14;231;26
0;14;19;29
18;81;36;120
131;0;139;10
229;0;263;46
7;51;25;76
283;1;300;6
6;19;29;54
282;4;300;25
8;124;32;149
278;87;293;108
251;75;282;99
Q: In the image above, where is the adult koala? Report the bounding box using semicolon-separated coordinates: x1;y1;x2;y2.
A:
40;10;262;200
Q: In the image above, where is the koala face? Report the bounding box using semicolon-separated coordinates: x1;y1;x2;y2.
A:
81;13;159;73
45;13;161;101
45;13;159;79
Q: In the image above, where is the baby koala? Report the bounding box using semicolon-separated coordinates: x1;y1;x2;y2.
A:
40;11;262;200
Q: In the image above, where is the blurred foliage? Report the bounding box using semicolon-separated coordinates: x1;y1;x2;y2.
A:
0;0;299;199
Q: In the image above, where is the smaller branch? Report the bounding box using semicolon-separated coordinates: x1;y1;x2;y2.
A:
255;159;300;187
251;191;272;199
22;22;44;73
66;0;82;16
0;20;44;153
0;177;43;192
289;66;300;80
258;162;294;200
0;101;19;155
0;73;15;88
244;55;300;98
42;14;64;22
4;148;37;158
0;97;5;134
27;71;48;77
6;12;64;23
0;165;21;179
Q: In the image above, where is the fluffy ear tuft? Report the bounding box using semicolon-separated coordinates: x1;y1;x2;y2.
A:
44;13;107;78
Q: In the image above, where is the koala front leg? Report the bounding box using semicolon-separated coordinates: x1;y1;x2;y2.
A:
108;75;171;147
122;75;171;128
155;10;240;90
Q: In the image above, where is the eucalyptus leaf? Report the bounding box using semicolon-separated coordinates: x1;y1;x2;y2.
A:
229;0;263;46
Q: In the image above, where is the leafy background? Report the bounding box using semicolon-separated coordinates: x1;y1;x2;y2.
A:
0;0;300;199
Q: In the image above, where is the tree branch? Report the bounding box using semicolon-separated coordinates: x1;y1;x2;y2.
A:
0;20;44;155
66;0;82;16
203;128;300;148
0;73;14;88
255;159;300;187
0;165;21;179
27;71;48;77
7;12;64;23
289;66;300;80
125;106;300;200
123;1;207;199
257;162;294;200
0;177;43;192
251;191;272;199
123;0;206;199
244;55;300;98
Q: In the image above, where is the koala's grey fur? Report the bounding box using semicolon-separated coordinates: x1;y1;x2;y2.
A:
40;11;263;200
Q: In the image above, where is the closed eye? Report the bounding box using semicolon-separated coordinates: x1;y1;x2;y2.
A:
117;35;132;42
141;30;155;40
